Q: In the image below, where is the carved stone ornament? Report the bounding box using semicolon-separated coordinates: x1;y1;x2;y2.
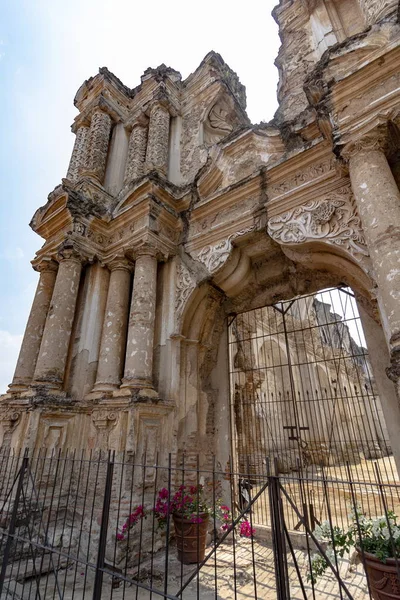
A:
267;189;369;263
194;225;255;273
269;159;335;198
175;262;196;322
360;0;397;24
92;410;118;448
203;97;239;146
0;410;21;447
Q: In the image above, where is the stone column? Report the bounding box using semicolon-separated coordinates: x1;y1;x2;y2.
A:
85;108;112;183
347;134;400;353
33;246;83;389
124;121;148;184
358;303;400;477
66;124;89;181
122;249;158;390
9;258;58;391
92;258;133;392
145;102;170;176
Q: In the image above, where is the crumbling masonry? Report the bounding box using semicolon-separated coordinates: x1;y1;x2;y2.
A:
2;0;400;476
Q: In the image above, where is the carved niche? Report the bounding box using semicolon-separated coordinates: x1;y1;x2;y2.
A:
267;186;369;263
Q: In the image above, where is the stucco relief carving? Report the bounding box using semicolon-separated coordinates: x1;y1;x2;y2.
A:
267;188;369;262
190;197;257;238
175;262;196;322
92;410;118;448
269;159;335;197
203;98;240;146
0;410;21;447
360;0;397;24
194;225;255;273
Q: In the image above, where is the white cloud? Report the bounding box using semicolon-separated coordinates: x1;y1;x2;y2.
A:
0;330;23;394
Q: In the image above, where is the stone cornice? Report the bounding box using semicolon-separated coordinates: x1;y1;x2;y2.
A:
72;93;129;132
74;69;131;113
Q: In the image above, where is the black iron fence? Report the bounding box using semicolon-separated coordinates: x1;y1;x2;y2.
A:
0;448;400;599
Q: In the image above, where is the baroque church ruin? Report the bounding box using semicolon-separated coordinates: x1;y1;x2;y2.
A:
2;0;400;480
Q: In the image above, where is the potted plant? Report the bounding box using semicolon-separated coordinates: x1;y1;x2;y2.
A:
116;484;255;564
309;507;400;599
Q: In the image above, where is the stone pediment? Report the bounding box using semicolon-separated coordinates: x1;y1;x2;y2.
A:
30;187;70;239
112;175;191;217
197;128;284;199
184;51;247;111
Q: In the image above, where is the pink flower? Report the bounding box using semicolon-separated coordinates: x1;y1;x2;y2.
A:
116;533;125;541
239;520;255;538
221;505;230;512
190;516;203;523
158;488;169;500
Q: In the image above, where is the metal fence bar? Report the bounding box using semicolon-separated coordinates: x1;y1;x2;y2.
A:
92;451;115;600
0;449;29;596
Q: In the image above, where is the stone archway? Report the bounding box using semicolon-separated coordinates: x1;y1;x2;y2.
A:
176;231;393;474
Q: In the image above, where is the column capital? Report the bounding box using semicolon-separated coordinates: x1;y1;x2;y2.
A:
106;255;134;272
126;113;149;133
147;93;171;116
57;241;86;265
91;97;120;124
33;257;58;273
71;119;90;135
132;243;165;261
341;125;389;160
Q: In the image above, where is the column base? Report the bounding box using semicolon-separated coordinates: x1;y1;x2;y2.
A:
120;377;154;390
32;380;65;395
119;378;159;399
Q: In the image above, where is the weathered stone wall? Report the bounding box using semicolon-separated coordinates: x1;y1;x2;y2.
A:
2;1;400;479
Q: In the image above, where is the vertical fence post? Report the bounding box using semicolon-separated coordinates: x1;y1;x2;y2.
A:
92;451;114;600
269;475;290;600
0;449;29;596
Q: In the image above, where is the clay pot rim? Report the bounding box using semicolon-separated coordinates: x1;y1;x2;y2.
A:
356;546;400;565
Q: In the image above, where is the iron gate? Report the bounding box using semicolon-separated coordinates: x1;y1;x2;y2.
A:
228;286;398;530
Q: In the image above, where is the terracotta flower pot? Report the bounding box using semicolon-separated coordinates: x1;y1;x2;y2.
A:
172;512;209;564
359;549;400;600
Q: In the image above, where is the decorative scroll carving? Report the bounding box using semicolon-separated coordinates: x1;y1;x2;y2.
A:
269;159;335;198
175;262;196;321
267;188;369;262
194;225;255;273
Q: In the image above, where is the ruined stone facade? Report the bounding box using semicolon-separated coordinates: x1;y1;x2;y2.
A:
3;0;400;475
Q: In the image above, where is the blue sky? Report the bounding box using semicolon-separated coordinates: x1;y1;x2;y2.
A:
0;0;280;392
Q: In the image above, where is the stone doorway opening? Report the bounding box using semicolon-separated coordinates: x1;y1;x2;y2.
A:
228;287;399;530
